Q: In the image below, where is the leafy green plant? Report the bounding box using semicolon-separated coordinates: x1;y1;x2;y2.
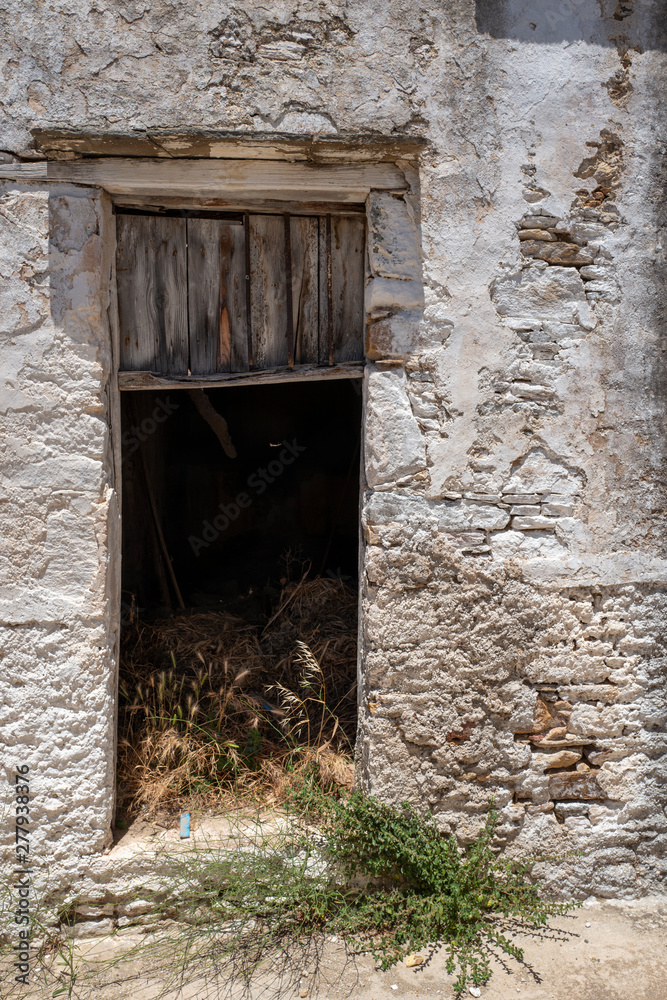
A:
319;792;577;991
104;793;577;997
1;792;578;1000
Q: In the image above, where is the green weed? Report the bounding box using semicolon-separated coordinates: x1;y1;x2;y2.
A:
0;791;577;999
104;793;575;997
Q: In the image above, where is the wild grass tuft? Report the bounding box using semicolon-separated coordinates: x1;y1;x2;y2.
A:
117;576;357;816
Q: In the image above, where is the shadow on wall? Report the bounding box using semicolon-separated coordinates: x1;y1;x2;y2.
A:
475;0;667;50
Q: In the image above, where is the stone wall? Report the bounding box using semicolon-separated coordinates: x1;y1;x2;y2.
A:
355;0;667;897
0;185;120;863
1;0;666;896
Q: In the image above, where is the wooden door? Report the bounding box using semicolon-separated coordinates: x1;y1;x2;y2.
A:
116;210;365;376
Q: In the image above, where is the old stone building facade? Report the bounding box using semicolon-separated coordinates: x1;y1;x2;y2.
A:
1;0;667;901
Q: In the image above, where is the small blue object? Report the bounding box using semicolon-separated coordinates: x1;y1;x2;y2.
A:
179;813;191;839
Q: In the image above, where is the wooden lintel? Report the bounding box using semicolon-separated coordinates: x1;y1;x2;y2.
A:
118;362;364;391
30;128;429;164
112;195;366;217
0;158;406;201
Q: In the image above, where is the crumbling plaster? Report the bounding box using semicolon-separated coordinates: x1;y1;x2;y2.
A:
1;0;667;897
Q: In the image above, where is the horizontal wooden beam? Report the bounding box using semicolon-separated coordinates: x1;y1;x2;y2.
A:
112;196;366;216
118;362;364;391
30;128;429;164
0;158;406;201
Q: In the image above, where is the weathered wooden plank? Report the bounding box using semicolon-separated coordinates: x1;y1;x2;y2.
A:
187;219;246;375
331;215;366;363
118;361;364;390
0;159;407;201
116;214;188;373
114;195;366;217
318;215;365;364
319;217;331;365
248;214;288;370
32;128;428;163
117;207;364;377
116;214;152;371
290;216;319;365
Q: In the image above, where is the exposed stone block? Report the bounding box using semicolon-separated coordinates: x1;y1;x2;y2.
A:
518;229;556;241
365;276;424;315
117;900;153;917
542;502;574;515
548;771;605;800
533;749;582;770
364;368;426;487
554;802;589;817
568;704;627;738
462;492;502;502
520;215;561;229
520;240;596;266
367;191;422;282
562;684;621;704
506;449;585;495
511;515;558;530
364;491;509;532
74;903;115;919
365;309;426;360
491;265;595;329
72;918;115;939
502;494;541;504
490;529;567;559
579;264;610;280
444;531;487;549
596;755;648;802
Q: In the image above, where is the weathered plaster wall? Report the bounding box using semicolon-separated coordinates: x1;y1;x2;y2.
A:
1;0;667;897
0;185;119;863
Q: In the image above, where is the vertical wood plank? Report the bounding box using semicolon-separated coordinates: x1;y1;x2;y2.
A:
318;217;328;365
249;214;288;370
283;214;295;368
116;214;188;374
290;216;319;365
229;223;250;372
187;219;246;375
331;215;365;362
243;212;253;370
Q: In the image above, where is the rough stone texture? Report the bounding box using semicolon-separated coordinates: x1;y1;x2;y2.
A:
0;0;667;899
365;369;427;487
0;186;120;863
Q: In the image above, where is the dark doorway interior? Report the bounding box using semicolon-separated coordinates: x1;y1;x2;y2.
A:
120;378;362;617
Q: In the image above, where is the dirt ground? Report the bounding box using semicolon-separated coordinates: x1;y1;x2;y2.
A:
5;814;666;1000
10;895;665;1000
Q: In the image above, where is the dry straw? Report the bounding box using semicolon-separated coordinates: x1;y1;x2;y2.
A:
117;577;357;815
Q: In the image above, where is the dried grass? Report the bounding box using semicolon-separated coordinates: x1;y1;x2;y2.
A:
117;577;357;816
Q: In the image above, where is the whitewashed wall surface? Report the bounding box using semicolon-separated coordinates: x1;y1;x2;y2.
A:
1;0;667;900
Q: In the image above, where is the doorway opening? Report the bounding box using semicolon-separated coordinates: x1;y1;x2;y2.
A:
117;377;362;819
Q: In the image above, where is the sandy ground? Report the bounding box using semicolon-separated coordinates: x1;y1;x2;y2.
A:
6;895;667;1000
